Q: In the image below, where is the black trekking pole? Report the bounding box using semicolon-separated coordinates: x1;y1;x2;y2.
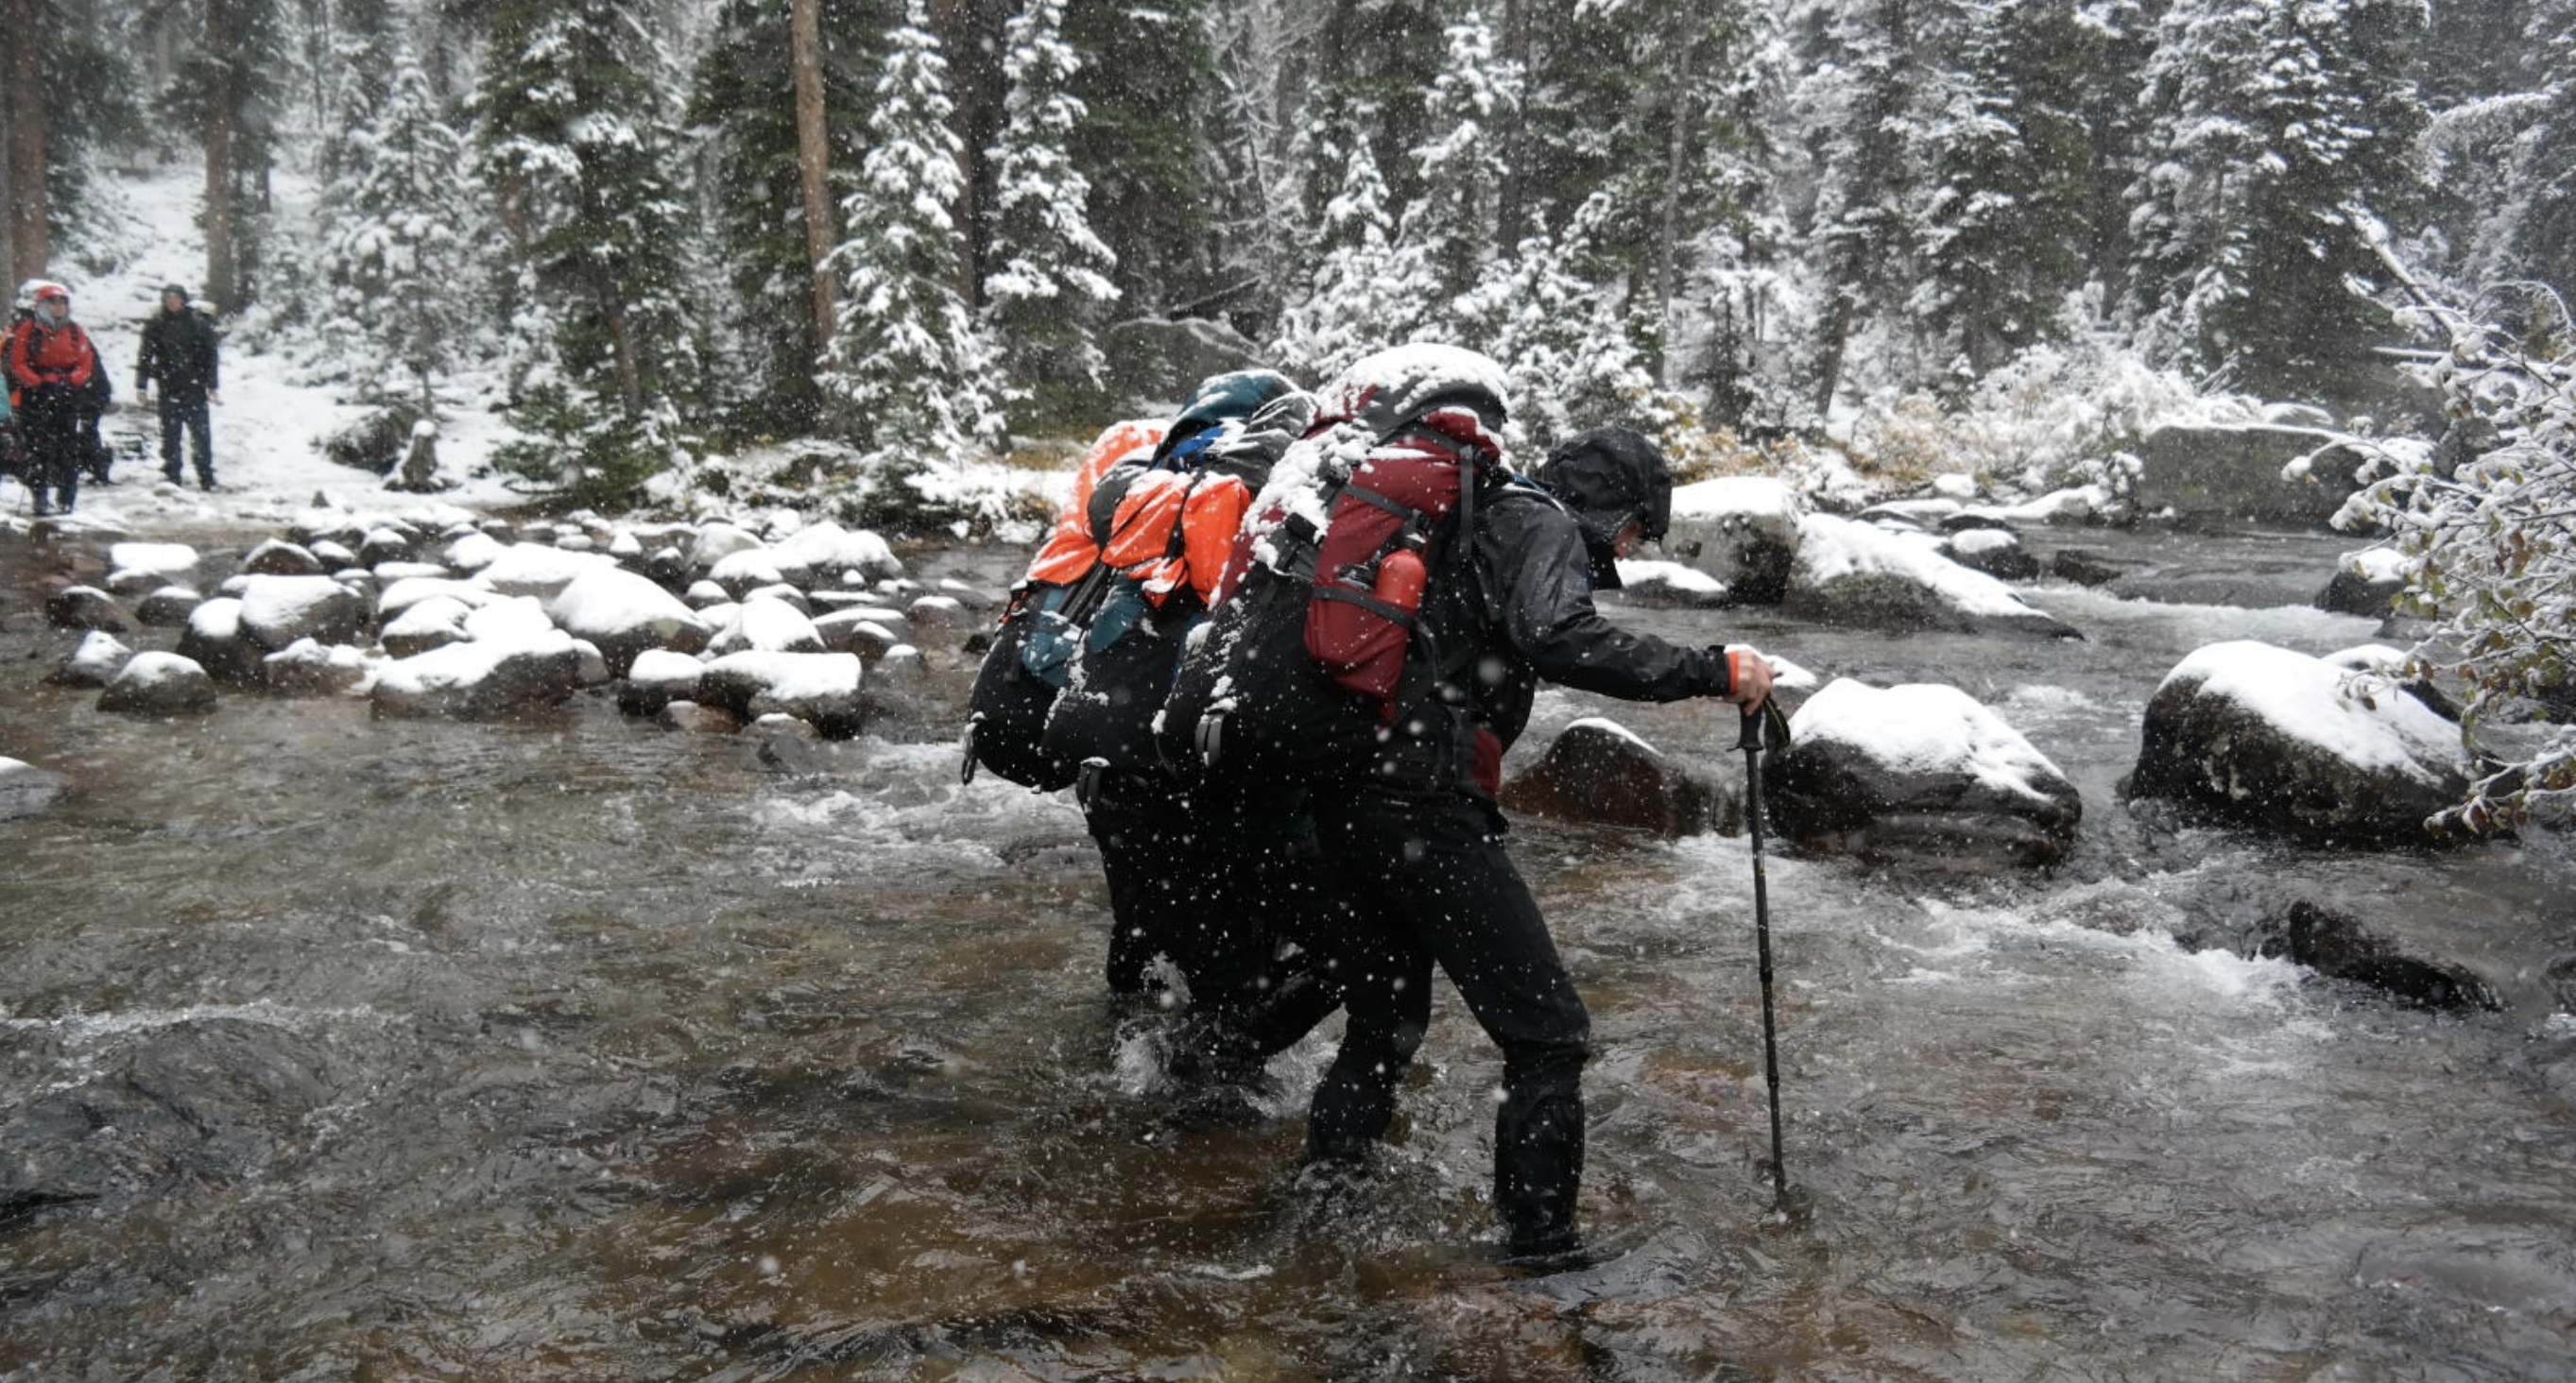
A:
1737;698;1793;1209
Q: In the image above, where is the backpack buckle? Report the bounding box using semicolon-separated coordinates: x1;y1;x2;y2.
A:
1195;709;1227;767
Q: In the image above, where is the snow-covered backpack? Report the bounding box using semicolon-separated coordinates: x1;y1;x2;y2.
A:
1157;344;1511;790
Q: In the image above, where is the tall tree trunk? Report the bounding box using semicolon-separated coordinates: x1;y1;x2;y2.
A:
5;0;48;286
1496;0;1529;257
790;0;839;364
597;279;644;417
1812;293;1855;418
204;0;239;307
1654;20;1693;386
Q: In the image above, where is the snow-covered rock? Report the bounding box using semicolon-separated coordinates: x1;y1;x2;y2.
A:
707;596;825;656
461;595;558;643
618;648;706;716
688;522;765;572
1942;526;2040;581
696;651;866;737
371;630;584;720
1668;476;1803;606
47;630;132;688
107;542;199;583
2125;640;2473;845
44;586;130;632
706;548;808;600
1499;718;1736;839
381;595;475;658
815;611;902;658
1608;558;1729;608
378;575;494;622
775;521;902;583
571;638;612;686
743;583;813;614
1781;514;2079;640
442;530;506;573
905;594;972;631
1770;678;2083;870
874;644;927;681
263;639;372;696
240;538;327;576
358;527;417;568
0;757;67;820
2317;546;2409;618
236;574;369;652
97;652;218;716
310;539;360;570
132;586;204;628
547;567;712;674
371;560;451;584
177;597;264;685
475;542;617;601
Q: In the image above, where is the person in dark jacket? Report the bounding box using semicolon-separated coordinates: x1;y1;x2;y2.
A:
135;283;221;489
1288;386;1777;1263
6;282;102;517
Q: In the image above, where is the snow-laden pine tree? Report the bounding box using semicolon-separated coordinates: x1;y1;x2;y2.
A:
1063;0;1213;310
1457;193;1674;453
311;43;478;416
1911;0;2102;384
473;0;700;498
1271;140;1430;384
1398;5;1514;318
2124;0;2430;403
2505;0;2576;302
821;0;1005;483
1202;0;1311;330
982;0;1118;427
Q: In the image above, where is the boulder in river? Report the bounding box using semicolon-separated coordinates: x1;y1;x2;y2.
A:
2123;640;2472;846
2317;547;2409;618
236;574;369;652
1499;718;1738;839
106;541;199;586
1780;515;2079;640
262;639;372;697
380;595;474;658
1942;527;2040;581
697;651;866;737
239;538;326;576
97;652;219;716
2130;422;2375;529
47;630;132;688
0;756;67;819
44;586;130;632
134;586;206;627
176;597;266;686
1768;678;2084;870
707;595;826;656
475;542;617;602
619;648;707;716
548;567;712;675
1606;559;1729;608
1666;475;1802;606
774;520;903;585
371;630;584;720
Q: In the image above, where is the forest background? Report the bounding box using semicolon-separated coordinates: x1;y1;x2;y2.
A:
0;0;2566;531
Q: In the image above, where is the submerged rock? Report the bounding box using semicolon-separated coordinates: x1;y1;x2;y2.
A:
2124;640;2471;846
1769;678;2083;870
657;699;742;734
1500;718;1737;839
0;756;67;819
97;653;219;716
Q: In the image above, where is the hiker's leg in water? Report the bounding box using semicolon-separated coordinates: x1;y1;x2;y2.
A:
1085;777;1193;996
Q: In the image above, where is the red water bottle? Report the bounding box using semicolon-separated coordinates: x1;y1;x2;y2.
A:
1372;543;1427;613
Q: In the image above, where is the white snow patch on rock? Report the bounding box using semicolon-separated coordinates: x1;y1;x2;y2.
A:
2156;640;2467;782
1793;678;2069;805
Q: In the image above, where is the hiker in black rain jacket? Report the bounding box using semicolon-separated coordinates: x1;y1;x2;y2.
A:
1292;416;1777;1264
135;284;221;489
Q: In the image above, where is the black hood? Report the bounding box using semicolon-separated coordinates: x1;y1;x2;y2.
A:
1534;426;1672;589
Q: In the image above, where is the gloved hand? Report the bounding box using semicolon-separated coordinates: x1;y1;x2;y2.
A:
1716;644;1777;709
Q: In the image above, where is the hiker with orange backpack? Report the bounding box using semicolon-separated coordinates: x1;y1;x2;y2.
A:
1160;346;1778;1261
7;282;103;517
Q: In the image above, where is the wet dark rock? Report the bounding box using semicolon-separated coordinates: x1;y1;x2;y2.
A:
1500;718;1738;839
134;585;205;627
2124;641;2471;847
0;757;67;819
239;538;326;576
2318;567;2406;618
619;649;706;716
372;634;585;720
0;1019;337;1205
644;547;689;586
97;653;218;716
816;611;902;658
1666;476;1801;606
696;652;866;737
905;594;973;631
753;714;829;772
2048;548;2133;586
44;585;129;632
176;597;266;686
2131;423;2363;530
1782;571;2080;640
261;639;370;696
1768;679;2082;870
357;527;417;569
2279;901;2499;1010
235;574;369;652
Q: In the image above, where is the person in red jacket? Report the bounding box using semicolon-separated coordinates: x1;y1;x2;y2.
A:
7;282;101;517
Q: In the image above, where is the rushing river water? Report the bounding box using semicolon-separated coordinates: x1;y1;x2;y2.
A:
4;520;2573;1381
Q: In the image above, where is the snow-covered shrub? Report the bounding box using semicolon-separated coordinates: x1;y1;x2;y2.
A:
2336;286;2576;830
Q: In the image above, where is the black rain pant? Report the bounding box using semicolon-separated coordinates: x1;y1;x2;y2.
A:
159;390;213;487
22;400;82;512
1303;786;1590;1254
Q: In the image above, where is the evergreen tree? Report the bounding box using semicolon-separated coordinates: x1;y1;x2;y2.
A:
1912;0;2102;384
1061;0;1212;312
2124;0;2430;402
1201;0;1307;333
821;0;1005;470
982;0;1118;424
1457;193;1672;453
1397;5;1514;316
1271;140;1427;384
474;0;700;496
2506;0;2576;307
690;0;889;433
313;42;478;414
